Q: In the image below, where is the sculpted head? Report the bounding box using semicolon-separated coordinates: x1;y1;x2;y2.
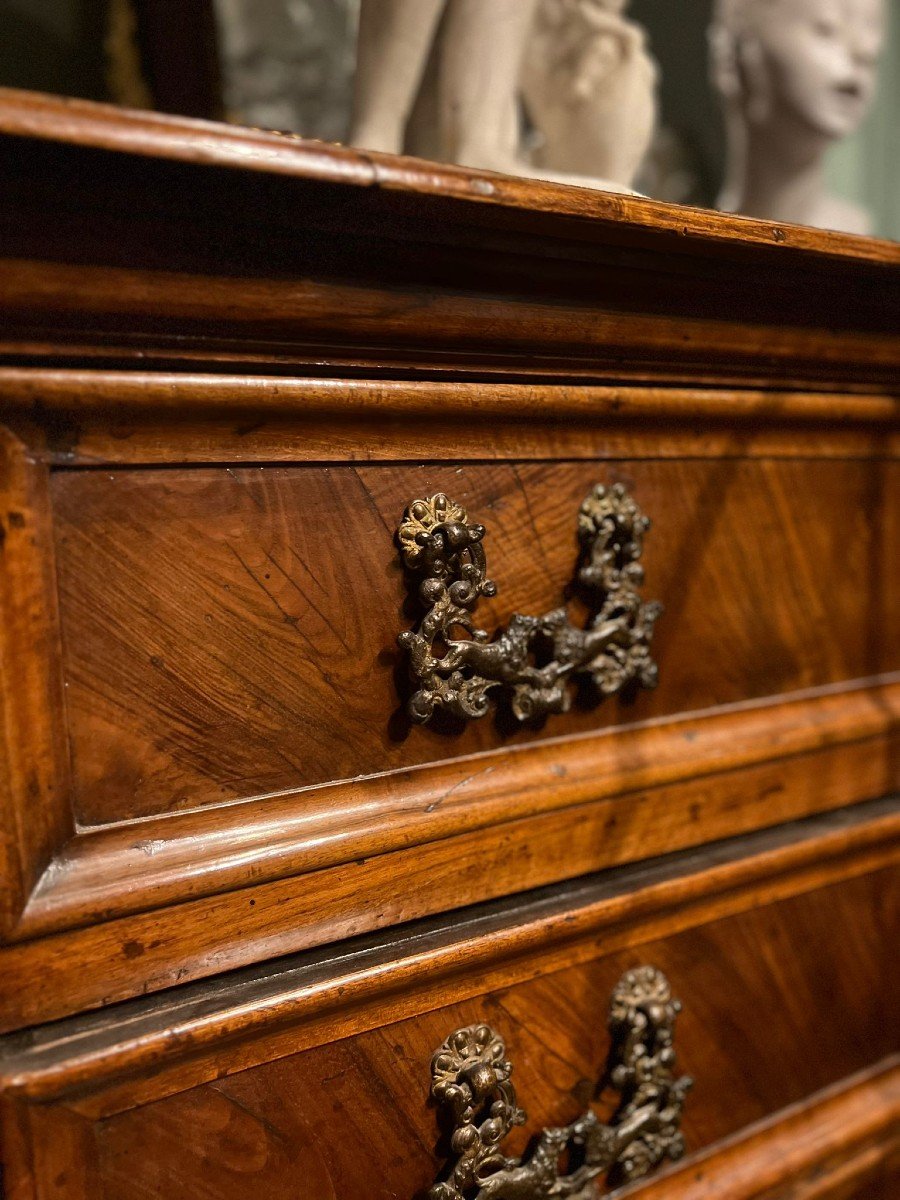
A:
711;0;884;139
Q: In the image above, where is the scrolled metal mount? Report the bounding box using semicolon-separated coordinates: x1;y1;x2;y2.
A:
396;484;661;725
427;967;691;1199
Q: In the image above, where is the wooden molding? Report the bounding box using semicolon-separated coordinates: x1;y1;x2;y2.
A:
0;675;896;1031
0;89;897;385
1;257;898;383
1;258;896;388
0;372;897;465
623;1057;900;1200
0;428;73;935
1;799;897;1111
16;677;900;940
0;88;896;268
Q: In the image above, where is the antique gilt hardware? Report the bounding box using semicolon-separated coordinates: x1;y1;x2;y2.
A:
397;484;661;724
427;966;690;1199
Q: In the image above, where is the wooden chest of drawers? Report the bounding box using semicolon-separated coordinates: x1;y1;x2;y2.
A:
0;89;897;1199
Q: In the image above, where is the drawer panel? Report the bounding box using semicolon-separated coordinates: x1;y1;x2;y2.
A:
1;424;898;1030
50;458;899;825
1;824;897;1200
93;877;896;1199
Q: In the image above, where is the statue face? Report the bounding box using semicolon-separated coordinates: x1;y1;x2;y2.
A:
753;0;884;138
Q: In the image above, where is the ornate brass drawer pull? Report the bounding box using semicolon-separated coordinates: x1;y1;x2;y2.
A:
427;966;691;1199
397;484;661;725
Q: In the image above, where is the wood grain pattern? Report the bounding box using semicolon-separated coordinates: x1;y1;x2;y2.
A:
1;864;896;1198
623;1060;900;1200
0;432;895;1028
0;87;898;1200
1;730;895;1034
49;459;900;824
87;915;898;1199
17;679;899;939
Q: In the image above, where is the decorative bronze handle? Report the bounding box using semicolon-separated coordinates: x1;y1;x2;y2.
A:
427;967;691;1199
397;483;661;724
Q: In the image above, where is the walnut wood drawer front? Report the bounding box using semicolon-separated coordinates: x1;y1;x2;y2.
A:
1;436;898;1031
48;459;897;826
1;805;897;1200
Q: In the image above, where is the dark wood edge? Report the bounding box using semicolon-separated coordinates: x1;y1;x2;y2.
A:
5;345;900;393
0;798;896;1112
619;1057;900;1200
0;429;73;935
1;88;898;269
15;677;900;940
2;260;898;391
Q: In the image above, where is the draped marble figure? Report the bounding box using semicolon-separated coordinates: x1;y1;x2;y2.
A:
350;0;657;194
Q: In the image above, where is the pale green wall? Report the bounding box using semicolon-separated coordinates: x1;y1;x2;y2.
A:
825;0;900;239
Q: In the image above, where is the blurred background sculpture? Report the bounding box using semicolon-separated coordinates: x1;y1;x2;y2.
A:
350;0;657;194
521;0;657;191
710;0;885;233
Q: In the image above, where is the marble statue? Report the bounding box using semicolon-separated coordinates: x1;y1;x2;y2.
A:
710;0;885;234
349;0;657;194
521;0;658;190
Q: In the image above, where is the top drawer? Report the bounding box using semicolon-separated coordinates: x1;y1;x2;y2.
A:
50;456;897;826
0;378;898;1031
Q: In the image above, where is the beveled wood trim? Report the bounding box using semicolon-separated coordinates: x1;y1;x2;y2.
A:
2;735;895;1035
0;799;896;1113
6;369;899;419
16;678;900;941
0;428;73;936
0;88;897;268
622;1057;900;1200
0;372;897;465
0;679;894;1032
1;89;897;386
6;343;900;394
2;259;898;391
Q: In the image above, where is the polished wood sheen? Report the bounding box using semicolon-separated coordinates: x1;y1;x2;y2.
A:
0;817;897;1198
48;458;898;823
0;89;897;1199
0;90;898;390
626;1063;900;1200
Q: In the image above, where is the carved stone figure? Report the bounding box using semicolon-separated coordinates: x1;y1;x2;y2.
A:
710;0;885;233
521;0;658;190
350;0;657;193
